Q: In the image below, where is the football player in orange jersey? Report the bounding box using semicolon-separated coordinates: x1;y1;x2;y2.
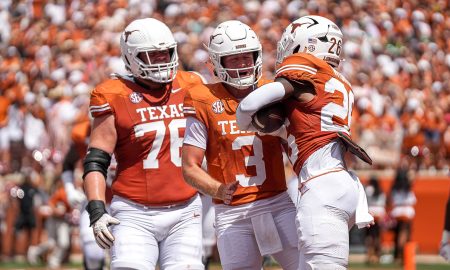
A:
182;20;298;270
83;18;205;270
236;15;374;270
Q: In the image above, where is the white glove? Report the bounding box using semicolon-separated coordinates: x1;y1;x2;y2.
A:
92;213;120;249
440;231;450;261
64;182;86;207
62;171;86;207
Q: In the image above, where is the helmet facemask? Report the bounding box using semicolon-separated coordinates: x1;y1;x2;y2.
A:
214;50;262;89
120;18;179;84
127;46;178;83
208;20;263;90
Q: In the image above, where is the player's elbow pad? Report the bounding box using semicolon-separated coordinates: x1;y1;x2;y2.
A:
83;148;112;180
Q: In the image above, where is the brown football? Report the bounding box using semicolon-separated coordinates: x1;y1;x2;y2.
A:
251;103;286;133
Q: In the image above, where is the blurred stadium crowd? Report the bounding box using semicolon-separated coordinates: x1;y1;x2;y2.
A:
0;0;448;264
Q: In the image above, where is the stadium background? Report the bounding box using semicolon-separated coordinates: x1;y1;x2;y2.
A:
0;0;448;269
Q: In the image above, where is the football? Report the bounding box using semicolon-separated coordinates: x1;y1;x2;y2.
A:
251;103;286;133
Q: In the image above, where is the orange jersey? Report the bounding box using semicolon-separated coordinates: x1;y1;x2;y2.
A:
0;96;10;124
184;81;287;206
89;71;203;206
71;118;90;159
275;53;354;175
48;186;71;213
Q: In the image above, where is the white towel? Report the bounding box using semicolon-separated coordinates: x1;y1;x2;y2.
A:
251;213;283;255
349;171;374;229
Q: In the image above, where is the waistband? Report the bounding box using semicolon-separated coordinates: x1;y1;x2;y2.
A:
112;193;199;210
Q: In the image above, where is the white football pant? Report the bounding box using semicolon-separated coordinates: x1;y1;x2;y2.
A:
296;170;358;270
215;192;298;270
109;194;203;270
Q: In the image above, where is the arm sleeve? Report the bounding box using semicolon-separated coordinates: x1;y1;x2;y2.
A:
183;116;208;150
236;82;286;131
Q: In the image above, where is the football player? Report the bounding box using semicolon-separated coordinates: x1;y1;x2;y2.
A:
236;15;374;270
83;18;205;270
61;115;107;270
182;20;298;270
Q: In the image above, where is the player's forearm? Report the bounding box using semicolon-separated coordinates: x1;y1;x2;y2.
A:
83;172;107;202
182;163;223;199
237;82;286;130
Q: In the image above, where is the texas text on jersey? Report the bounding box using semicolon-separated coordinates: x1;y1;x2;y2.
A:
183;80;287;206
89;71;203;206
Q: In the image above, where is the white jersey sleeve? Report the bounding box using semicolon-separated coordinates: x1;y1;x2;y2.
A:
236;82;286;131
183;116;208;150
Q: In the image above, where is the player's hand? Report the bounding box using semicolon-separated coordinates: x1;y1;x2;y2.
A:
365;220;376;228
217;181;239;205
92;213;120;249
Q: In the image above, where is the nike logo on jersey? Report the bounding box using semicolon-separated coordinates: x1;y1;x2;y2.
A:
136;104;184;121
171;88;182;93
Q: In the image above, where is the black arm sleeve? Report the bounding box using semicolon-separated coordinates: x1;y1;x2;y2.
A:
82;147;111;180
86;200;107;226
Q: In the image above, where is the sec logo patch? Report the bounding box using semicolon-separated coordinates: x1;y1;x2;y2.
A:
129;92;143;104
212;100;224;114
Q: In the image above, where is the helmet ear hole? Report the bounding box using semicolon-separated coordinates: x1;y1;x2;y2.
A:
168;47;176;60
293;45;301;54
252;51;259;64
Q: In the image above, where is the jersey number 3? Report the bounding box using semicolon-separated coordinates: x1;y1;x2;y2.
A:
134;119;185;169
232;135;267;187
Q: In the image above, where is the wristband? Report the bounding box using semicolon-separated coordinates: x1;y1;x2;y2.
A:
86;200;107;226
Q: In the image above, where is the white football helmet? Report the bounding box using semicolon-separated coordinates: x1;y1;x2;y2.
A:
208;20;262;89
120;18;178;83
276;15;343;68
